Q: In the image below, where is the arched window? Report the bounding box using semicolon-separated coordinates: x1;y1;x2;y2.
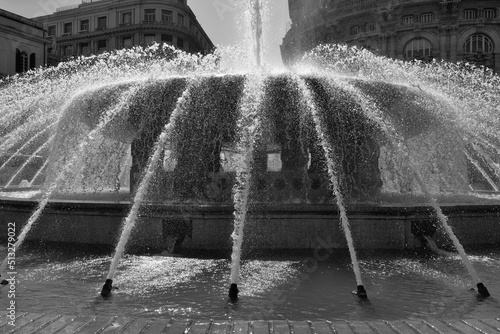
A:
464;34;494;54
463;34;494;68
15;49;29;73
404;38;432;60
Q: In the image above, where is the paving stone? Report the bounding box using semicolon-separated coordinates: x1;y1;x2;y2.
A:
141;318;171;334
72;316;115;333
308;321;331;334
363;321;398;334
405;320;442;334
4;313;500;334
10;314;61;334
329;321;356;334
232;321;250;334
118;317;155;334
36;315;79;334
100;316;135;333
289;321;311;334
477;319;500;332
252;320;271;334
348;320;379;334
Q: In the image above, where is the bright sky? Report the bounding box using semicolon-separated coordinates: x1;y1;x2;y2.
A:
0;0;290;66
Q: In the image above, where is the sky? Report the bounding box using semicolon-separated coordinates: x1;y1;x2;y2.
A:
0;0;290;66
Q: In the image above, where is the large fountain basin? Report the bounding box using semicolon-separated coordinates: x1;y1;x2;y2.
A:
1;192;499;251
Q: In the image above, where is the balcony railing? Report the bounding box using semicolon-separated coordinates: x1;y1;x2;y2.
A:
56;4;79;12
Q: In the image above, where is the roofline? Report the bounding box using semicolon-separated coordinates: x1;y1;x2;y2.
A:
0;9;45;31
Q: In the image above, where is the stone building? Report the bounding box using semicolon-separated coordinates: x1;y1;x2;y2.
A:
281;0;500;71
0;9;47;77
33;0;214;61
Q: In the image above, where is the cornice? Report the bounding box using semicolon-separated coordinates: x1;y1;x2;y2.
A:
0;26;48;46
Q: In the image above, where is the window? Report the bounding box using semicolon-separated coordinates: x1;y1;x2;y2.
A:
402;15;414;25
97;16;107;29
97;39;107;52
144;34;156;45
63;45;73;56
484;8;497;19
144;9;156;22
464;34;494;54
365;22;375;32
122;36;133;48
420;13;434;23
47;25;56;36
464;9;477;20
30;53;35;70
177;37;184;49
178;14;184;26
63;22;72;35
404;38;432;59
80;19;89;32
80;42;90;55
162;10;173;23
15;49;28;73
350;25;360;35
122;11;132;24
161;34;173;44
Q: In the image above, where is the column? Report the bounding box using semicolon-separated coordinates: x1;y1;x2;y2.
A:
381;34;388;56
439;26;448;60
449;26;458;62
390;34;397;58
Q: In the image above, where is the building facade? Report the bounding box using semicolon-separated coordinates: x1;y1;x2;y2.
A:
34;0;214;61
0;9;47;77
281;0;500;71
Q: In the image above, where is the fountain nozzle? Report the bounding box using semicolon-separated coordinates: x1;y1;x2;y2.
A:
355;285;368;298
477;283;490;297
101;279;113;297
229;283;239;302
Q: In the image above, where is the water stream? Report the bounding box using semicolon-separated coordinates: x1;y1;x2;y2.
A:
297;76;365;294
229;75;265;297
0;84;140;278
103;81;196;292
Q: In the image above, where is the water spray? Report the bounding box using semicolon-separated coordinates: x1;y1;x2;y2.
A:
298;77;367;299
101;82;193;297
341;79;491;298
228;75;264;302
249;0;263;68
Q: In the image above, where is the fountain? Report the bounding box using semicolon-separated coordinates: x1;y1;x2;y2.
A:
1;0;500;321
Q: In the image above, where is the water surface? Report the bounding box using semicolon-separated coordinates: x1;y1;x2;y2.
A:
1;243;498;321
